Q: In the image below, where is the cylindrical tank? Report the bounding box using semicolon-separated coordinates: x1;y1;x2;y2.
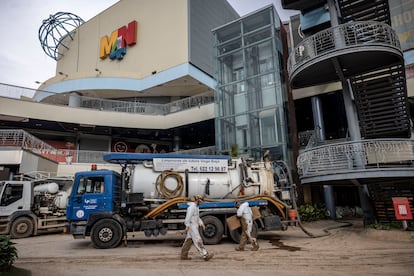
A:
129;158;270;199
34;182;59;194
54;191;69;209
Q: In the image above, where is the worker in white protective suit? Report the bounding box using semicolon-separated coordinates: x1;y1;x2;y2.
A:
181;194;214;261
235;201;259;251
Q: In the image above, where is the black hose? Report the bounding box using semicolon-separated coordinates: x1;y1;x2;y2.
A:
298;220;353;238
273;160;352;238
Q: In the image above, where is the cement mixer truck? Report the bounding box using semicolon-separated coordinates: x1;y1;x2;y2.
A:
0;177;72;238
65;153;298;249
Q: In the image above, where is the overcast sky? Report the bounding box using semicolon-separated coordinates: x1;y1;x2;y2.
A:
0;0;298;97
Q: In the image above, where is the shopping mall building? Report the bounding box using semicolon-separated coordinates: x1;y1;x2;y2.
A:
1;0;413;224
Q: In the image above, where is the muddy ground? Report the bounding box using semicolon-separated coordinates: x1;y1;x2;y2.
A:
6;219;414;276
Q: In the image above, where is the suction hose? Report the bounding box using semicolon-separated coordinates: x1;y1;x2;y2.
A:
275;160;352;238
155;170;184;199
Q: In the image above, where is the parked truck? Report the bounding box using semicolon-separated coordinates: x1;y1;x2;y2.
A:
65;153;298;249
0;177;72;238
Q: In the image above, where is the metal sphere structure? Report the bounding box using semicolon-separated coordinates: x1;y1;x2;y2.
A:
38;12;85;61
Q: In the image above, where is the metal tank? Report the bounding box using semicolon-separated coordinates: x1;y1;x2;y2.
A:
34;182;59;194
129;157;274;199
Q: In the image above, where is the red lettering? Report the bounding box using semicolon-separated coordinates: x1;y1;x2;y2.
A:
118;20;137;48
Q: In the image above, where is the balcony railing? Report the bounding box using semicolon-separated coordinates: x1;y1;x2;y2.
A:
288;21;401;76
0;83;215;116
0;129;217;164
297;139;414;178
79;91;214;115
0;129;59;161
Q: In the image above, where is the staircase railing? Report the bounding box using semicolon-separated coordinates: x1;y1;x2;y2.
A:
288;21;400;78
297;138;414;178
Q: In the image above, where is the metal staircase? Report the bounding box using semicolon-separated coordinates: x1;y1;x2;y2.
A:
368;180;414;224
338;0;391;24
285;0;413;224
336;0;412;224
286;0;411;142
351;64;411;138
338;0;411;138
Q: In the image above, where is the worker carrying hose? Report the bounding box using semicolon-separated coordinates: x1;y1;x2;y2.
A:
235;201;259;251
181;194;214;261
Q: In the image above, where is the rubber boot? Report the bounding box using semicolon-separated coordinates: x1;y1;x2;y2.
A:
181;238;192;260
252;241;259;251
204;252;214;261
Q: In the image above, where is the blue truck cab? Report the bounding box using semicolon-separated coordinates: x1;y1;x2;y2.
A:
65;170;122;240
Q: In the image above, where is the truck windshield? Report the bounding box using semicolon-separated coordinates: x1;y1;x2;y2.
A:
0;183;23;206
77;177;105;194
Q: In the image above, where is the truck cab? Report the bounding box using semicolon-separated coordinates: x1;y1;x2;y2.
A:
1;178;71;239
0;181;34;237
66;170;122;240
0;181;32;213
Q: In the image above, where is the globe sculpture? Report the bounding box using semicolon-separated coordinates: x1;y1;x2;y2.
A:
39;12;85;61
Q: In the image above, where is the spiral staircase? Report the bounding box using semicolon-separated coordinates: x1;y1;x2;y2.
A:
284;0;414;224
338;0;410;138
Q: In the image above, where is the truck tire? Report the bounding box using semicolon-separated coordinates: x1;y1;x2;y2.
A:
10;217;34;239
228;221;258;244
200;215;224;245
91;219;123;249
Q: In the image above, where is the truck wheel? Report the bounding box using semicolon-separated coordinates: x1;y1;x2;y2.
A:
200;215;224;245
228;221;258;244
91;219;123;249
11;217;34;239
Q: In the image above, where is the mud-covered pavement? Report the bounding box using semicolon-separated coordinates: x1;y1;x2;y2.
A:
8;219;414;276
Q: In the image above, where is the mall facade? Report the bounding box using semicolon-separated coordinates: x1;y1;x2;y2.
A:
0;0;413;224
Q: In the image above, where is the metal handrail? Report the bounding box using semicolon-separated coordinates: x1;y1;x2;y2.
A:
0;82;214;115
0;129;59;161
288;21;401;76
298;130;315;147
297;139;414;178
78;90;214;115
0;129;217;164
0;83;36;99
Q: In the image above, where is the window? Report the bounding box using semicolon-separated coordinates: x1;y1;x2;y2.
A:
77;177;105;195
260;110;277;146
0;184;23;206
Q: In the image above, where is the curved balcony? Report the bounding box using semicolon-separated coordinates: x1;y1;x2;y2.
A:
297;139;414;184
288;21;402;88
0;83;214;116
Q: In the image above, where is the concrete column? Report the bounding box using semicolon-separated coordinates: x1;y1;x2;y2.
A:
68;92;81;107
312;96;336;219
327;0;339;26
311;96;326;141
358;185;376;226
173;136;181;152
328;0;375;224
343;81;375;224
342;81;361;141
324;185;336;219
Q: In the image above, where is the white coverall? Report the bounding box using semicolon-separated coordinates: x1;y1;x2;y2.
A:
236;202;258;250
181;202;208;258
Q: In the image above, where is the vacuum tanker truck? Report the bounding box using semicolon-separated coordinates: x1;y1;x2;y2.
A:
65;153;298;249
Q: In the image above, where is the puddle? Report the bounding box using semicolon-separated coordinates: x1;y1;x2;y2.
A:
269;239;301;251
